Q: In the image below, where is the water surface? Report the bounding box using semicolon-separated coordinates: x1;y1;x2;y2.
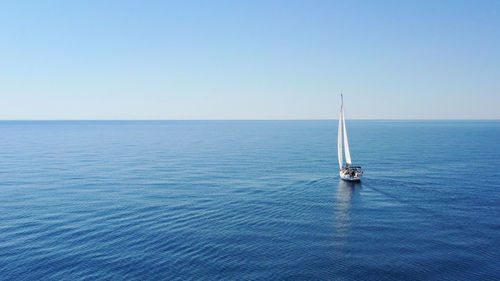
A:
0;121;499;280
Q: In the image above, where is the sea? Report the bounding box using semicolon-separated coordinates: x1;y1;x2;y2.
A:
0;120;499;280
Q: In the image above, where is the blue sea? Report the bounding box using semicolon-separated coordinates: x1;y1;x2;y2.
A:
0;120;499;280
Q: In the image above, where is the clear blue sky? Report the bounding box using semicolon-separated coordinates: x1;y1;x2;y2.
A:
1;0;498;119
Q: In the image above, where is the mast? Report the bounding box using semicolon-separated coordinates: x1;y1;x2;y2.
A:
342;95;352;165
337;98;343;169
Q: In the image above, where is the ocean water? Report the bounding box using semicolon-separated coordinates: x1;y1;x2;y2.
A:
0;120;499;280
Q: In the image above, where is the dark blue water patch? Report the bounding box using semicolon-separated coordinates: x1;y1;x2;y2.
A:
0;120;499;280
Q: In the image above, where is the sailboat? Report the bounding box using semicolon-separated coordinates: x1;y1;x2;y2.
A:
338;94;363;181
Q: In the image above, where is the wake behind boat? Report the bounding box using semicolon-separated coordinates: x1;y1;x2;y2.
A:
338;95;363;181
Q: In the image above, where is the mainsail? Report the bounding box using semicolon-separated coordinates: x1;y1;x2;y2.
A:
338;94;352;168
337;107;343;168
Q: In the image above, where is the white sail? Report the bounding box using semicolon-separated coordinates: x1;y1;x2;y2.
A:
338;107;343;169
342;100;352;165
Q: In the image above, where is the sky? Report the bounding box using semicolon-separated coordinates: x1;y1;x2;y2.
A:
0;0;498;120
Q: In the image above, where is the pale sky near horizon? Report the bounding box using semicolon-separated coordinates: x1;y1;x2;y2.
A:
0;0;498;120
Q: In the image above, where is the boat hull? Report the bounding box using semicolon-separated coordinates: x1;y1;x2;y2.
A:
339;172;362;181
339;167;363;181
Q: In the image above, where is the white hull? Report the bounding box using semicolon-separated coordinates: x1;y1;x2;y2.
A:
339;172;362;181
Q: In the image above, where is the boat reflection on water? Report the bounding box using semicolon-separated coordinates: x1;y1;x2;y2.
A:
334;180;362;247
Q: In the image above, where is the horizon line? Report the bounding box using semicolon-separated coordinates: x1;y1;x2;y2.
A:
0;119;499;121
